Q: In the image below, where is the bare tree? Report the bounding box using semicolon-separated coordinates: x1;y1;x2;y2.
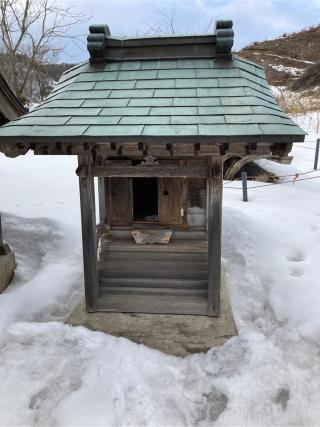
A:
0;0;88;103
141;2;216;37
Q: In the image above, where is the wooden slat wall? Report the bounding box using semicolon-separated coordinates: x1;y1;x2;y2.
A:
158;178;184;225
108;178;133;225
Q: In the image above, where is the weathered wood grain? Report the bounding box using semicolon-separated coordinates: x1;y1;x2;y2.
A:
107;178;133;225
0;214;3;247
100;287;207;297
100;237;208;251
97;292;208;315
78;151;98;312
99;277;208;289
92;165;208;178
98;177;106;223
207;155;223;316
158;178;184;225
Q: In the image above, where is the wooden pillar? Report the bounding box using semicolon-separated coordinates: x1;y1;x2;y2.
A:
98;177;106;223
207;156;223;316
0;213;3;247
78;152;98;312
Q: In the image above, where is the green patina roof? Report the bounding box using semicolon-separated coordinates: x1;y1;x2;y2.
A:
0;55;305;143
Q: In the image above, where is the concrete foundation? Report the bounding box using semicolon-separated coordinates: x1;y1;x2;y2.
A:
0;244;15;293
67;279;237;357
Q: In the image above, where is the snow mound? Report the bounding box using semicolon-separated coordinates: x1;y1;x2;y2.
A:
0;214;83;327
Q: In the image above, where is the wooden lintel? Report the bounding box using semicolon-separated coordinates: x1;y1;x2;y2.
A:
92;165;208;178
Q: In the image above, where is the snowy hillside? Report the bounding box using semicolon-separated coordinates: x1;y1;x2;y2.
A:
0;115;319;426
238;25;320;91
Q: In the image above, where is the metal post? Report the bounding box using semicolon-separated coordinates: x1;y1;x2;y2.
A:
242;172;248;202
314;139;320;170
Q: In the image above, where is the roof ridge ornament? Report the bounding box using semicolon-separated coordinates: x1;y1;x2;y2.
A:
87;24;110;63
215;20;234;59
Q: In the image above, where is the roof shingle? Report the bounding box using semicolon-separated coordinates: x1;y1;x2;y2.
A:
0;56;305;143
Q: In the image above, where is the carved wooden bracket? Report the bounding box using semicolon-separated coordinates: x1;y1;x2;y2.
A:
0;143;30;158
76;164;88;177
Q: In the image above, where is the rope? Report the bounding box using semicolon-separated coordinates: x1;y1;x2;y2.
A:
224;173;320;190
295;145;317;150
223;168;320;186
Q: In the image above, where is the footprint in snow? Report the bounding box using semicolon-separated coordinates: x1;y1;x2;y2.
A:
274;388;290;410
286;250;305;263
289;267;304;278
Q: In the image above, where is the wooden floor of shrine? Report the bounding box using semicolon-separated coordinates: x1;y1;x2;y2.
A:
97;230;209;315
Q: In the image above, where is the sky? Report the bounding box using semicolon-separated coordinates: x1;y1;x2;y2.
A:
59;0;320;63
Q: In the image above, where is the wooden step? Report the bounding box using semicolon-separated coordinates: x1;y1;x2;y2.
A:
99;277;208;289
99;250;207;262
99;268;207;280
97;291;208;315
100;239;208;253
99;259;207;279
99;258;207;270
108;228;207;240
99;287;207;297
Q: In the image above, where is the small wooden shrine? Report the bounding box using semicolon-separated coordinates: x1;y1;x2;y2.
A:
0;72;26;292
0;21;305;315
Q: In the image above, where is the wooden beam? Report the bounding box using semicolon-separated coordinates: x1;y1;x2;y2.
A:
78;151;98;312
207;156;223;316
92;165;208;178
0;142;29;158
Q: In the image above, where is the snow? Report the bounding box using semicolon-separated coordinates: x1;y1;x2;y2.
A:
0;115;320;425
269;64;304;76
270;85;286;97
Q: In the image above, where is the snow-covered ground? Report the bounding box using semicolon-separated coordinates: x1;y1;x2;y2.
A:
0;115;319;426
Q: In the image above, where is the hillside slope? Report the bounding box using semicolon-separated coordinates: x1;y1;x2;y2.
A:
238;25;320;92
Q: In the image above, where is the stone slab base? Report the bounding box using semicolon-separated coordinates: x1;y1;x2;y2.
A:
0;244;15;293
66;280;237;357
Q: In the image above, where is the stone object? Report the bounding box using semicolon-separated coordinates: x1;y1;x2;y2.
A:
0;244;15;293
66;275;237;357
132;229;172;245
